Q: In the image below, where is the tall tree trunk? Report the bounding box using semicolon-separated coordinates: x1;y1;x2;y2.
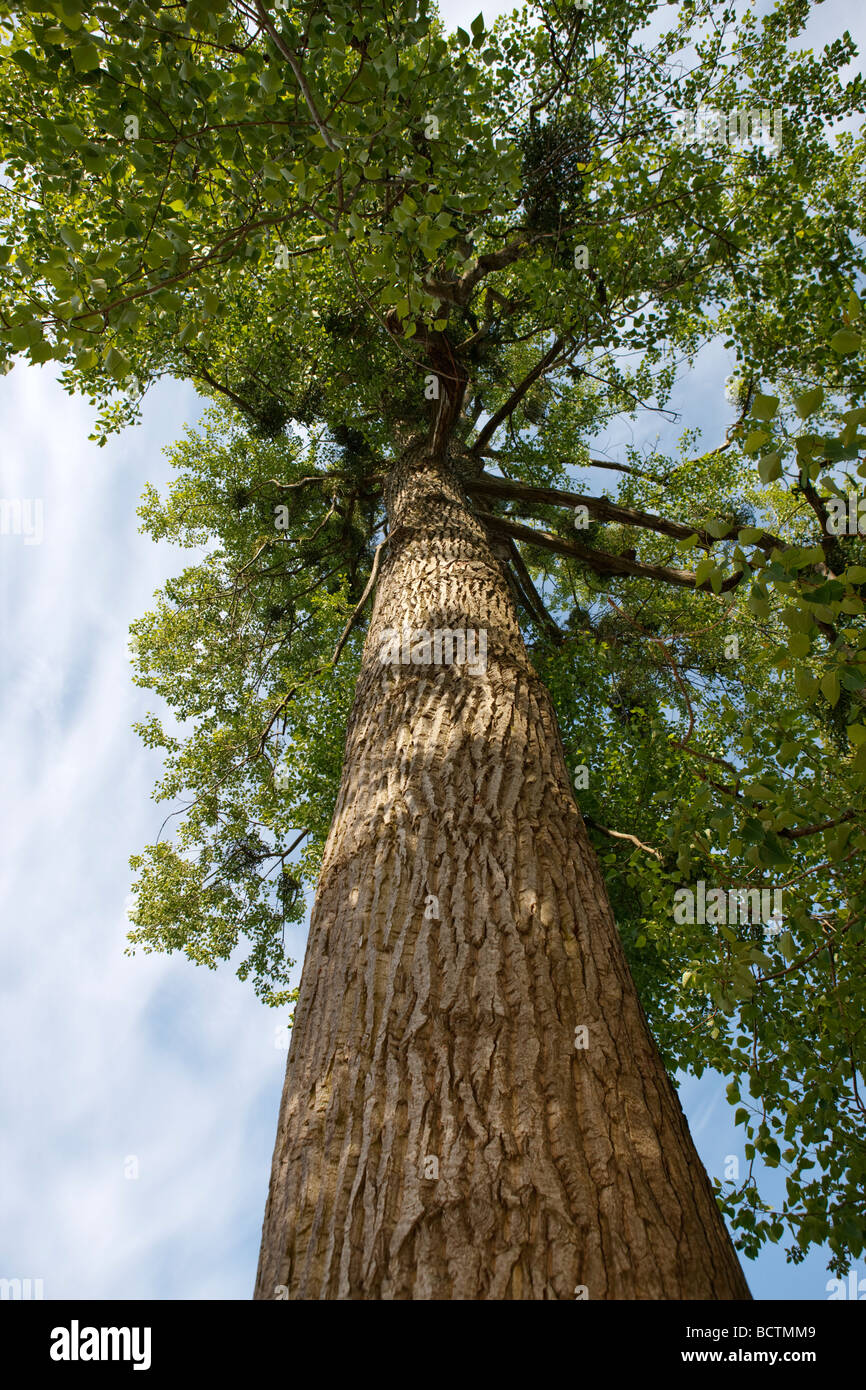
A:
254;444;751;1300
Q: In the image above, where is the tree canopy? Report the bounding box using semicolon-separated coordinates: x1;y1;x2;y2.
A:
2;0;865;1278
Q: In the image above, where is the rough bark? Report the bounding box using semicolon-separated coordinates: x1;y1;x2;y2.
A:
254;442;751;1300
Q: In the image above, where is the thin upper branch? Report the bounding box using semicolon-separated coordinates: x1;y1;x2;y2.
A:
329;533;389;667
477;447;670;485
582;816;664;860
254;2;339;152
471;336;566;457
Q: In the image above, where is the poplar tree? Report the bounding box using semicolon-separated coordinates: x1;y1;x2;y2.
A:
2;0;864;1297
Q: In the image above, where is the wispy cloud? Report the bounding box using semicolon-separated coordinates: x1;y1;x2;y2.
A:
0;365;295;1299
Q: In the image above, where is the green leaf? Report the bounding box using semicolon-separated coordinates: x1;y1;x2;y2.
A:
751;393;779;421
795;669;818;699
72;43;100;72
694;556;715;586
744;782;774;800
57;122;85;147
743;430;769;455
763;1139;781;1167
787;632;811;658
778;931;796;962
820;671;840;707
794;386;824;418
830;329;861;355
30;339;56;363
104;345;132;379
259;66;282;95
59;225;84;252
758;450;783;483
55;3;83;29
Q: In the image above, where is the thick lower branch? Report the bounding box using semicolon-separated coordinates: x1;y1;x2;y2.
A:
466;472;713;546
477;510;742;592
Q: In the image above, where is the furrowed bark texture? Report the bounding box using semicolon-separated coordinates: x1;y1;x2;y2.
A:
254;446;751;1300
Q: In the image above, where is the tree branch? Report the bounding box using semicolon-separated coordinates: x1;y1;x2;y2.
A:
257;535;388;756
424;232;534;308
583;816;664;860
476;447;670;485
465;472;714;546
471;336;566;457
254;2;339;152
477;510;742;592
329;533;389;666
779;812;855;841
504;537;565;643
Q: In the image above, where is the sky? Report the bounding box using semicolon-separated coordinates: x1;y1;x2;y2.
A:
1;0;863;1303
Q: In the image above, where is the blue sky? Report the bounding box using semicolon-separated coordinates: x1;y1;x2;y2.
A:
1;0;863;1302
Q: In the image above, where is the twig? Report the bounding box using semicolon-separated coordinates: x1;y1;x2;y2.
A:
583;816;664;860
330;533;389;666
254;2;339;151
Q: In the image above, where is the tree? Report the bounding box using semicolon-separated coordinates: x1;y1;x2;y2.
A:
1;0;864;1298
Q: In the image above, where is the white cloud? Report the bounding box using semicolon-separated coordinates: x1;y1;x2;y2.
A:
0;366;289;1299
